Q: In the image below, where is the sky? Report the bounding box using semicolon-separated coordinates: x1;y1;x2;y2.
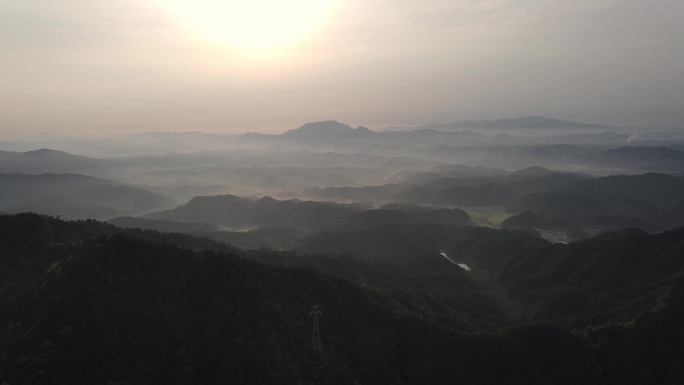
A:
1;0;683;137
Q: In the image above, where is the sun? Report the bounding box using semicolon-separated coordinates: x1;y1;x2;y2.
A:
161;0;336;48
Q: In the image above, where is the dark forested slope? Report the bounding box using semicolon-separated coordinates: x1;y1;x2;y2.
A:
144;195;364;230
1;213;683;384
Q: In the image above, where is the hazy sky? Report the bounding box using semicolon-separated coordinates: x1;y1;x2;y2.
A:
1;0;683;136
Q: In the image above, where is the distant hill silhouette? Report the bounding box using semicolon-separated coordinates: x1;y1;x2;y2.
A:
281;120;377;138
594;146;684;171
572;173;684;208
0;173;174;220
388;116;609;131
144;194;364;230
302;171;682;235
393;183;522;206
0;148;127;174
503;173;684;232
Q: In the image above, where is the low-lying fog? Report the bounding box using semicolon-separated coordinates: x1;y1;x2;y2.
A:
2;118;684;248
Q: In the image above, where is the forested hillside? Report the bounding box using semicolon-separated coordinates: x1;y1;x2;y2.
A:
1;213;683;384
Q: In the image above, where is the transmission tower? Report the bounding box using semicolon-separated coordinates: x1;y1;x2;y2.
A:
282;239;291;252
310;305;323;353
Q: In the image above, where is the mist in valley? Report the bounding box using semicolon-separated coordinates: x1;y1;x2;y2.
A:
3;0;684;382
3;117;684;249
4;117;684;384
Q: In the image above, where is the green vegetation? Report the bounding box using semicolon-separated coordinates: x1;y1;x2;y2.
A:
1;213;683;384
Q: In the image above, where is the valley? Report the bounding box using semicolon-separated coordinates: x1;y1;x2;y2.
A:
1;119;684;384
4;1;684;382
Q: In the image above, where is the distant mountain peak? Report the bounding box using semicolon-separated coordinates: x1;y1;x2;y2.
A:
281;121;375;137
282;120;352;135
23;148;69;156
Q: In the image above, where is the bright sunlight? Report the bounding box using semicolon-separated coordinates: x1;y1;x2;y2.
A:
161;0;336;48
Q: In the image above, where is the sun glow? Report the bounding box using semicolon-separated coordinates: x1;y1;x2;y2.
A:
161;0;336;48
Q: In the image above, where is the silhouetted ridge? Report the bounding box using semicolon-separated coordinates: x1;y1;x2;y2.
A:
394;116;609;131
0;148;126;174
0;172;174;220
144;194;364;230
281;120;376;138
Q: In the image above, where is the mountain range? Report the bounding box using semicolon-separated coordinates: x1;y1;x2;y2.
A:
386;116;610;131
3;114;684;384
